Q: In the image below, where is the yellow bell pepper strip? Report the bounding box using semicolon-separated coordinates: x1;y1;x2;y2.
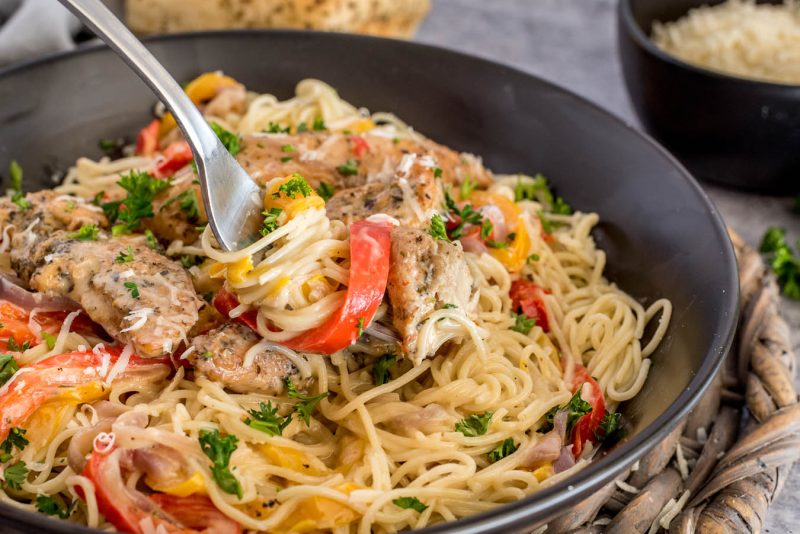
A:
466;191;531;272
159;72;239;136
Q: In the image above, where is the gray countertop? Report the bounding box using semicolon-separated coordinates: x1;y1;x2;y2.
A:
416;0;799;531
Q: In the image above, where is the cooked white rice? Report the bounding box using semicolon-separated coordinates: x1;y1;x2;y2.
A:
652;0;800;85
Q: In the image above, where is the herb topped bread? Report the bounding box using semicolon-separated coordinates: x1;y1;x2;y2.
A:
125;0;431;38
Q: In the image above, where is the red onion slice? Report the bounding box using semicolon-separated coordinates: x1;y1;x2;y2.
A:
0;273;80;312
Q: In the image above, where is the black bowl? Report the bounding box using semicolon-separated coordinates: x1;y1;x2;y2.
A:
0;31;738;533
618;0;800;194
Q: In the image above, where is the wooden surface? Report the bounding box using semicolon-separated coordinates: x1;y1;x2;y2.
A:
416;1;800;531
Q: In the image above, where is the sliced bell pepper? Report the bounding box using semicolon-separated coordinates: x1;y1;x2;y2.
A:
155;141;194;178
0;348;170;441
135;119;160;156
570;364;605;457
509;280;550;332
214;220;393;354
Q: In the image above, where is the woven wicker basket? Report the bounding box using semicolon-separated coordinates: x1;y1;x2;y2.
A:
546;230;798;533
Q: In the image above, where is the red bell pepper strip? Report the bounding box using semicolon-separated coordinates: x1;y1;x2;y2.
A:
155;141;194;178
570;364;605;457
135;119;160;156
81;447;241;534
0;300;105;352
350;135;369;158
0;348;170;441
214;220;393;354
509;280;550;332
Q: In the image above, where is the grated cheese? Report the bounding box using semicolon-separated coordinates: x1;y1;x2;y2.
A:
104;344;133;385
120;308;153;332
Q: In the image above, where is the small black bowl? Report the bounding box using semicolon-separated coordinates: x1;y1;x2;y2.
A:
618;0;800;194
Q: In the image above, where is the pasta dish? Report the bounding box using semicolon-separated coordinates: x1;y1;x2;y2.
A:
0;73;671;533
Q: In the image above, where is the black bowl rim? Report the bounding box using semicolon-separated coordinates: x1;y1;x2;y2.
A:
618;0;800;92
0;29;740;534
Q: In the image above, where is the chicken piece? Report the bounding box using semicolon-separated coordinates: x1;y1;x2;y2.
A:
387;227;474;357
144;173;207;244
14;232;201;357
235;130;493;191
325;156;443;226
188;322;308;395
0;191;109;282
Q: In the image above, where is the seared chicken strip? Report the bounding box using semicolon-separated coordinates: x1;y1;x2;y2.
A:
325;155;443;227
144;173;207;244
236;131;493;191
387;227;474;357
13;231;201;357
188;322;308;395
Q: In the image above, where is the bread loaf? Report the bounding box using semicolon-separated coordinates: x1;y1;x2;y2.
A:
125;0;431;38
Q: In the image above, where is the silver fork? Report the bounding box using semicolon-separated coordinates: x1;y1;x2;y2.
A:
57;0;263;252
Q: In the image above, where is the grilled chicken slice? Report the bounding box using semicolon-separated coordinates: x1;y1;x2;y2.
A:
14;232;201;357
236;131;493;191
144;173;207;244
188;322;308;395
387;227;474;359
325;155;443;226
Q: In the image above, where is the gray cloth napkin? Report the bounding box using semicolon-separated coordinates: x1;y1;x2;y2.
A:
0;0;81;66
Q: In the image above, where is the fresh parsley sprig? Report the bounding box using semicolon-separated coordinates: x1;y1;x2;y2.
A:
760;227;800;299
539;387;592;434
0;427;28;462
373;354;397;386
0;355;19;387
393;497;428;512
198;429;242;498
285;379;329;426
455;411;493;437
487;438;518;463
245;401;292;437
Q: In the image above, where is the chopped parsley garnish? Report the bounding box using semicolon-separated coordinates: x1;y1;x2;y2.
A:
316;182;335;201
92;191;105;206
296;122;308;133
6;336;29;353
336;159;359;176
528;254;540;263
201;351;213;359
281;144;294;153
312;117;326;131
274;175;313;199
373;354;396;386
9;160;23;193
594;411;625;446
0;428;28;462
245;401;292;436
442;303;458;309
455;411;493;437
180;255;202;269
123;281;140;299
98;138;125;158
42;332;56;351
428;214;450;241
36;495;74;519
144;229;160;250
356;317;366;337
759;227;800;299
115;246;134;263
280;156;292;163
3;461;27;490
199;430;242;498
510;313;536;335
480;218;493;240
460;176;477;200
70;224;100;241
103;171;170;234
540;387;592;434
444;191;483;239
162;188;201;222
266;122;290;134
210;122;241;157
285;379;329;426
393;497;428;513
488;438;518;463
433;167;443;179
260;207;283;236
514;174;572;215
8;160;29;209
0;355;19;386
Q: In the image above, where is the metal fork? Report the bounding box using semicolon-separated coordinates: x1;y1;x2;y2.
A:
57;0;263;252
